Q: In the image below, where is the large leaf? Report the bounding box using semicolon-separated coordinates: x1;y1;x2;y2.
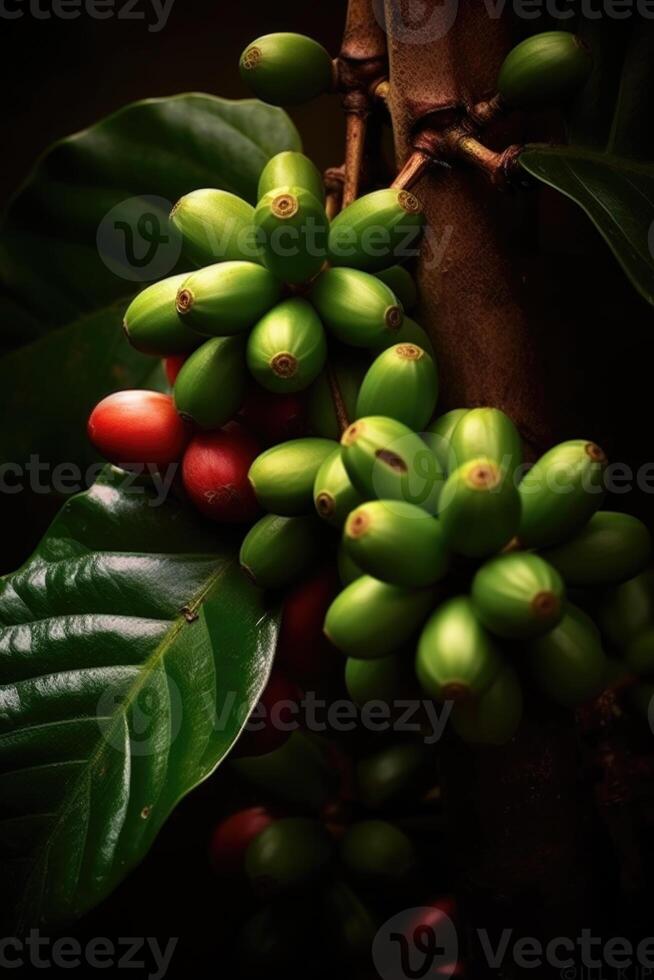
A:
0;95;300;478
0;94;301;342
0;467;278;929
519;22;654;307
519;146;654;306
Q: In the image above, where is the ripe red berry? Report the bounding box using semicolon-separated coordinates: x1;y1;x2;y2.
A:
239;386;307;446
209;806;276;876
276;565;340;686
181;422;261;523
87;390;189;467
233;669;303;758
164;354;187;386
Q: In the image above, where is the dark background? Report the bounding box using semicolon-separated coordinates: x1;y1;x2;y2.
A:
0;0;347;209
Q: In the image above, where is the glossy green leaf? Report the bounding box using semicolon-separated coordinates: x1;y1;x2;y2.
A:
519;146;654;306
0;94;301;345
0;468;278;929
0;94;300;475
520;22;654;307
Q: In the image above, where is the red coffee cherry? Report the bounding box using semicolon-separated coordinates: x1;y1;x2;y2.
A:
164;354;188;386
208;806;276;876
233;669;303;758
87;390;189;467
239;386;307;446
181;422;261;523
276;565;340;686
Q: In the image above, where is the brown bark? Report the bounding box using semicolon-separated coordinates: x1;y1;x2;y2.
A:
337;0;654;969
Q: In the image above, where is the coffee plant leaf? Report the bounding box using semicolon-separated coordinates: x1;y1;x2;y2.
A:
519;146;654;307
520;21;654;307
0;467;279;929
0;95;301;347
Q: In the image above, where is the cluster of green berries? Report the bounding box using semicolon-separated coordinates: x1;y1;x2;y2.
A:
209;733;459;973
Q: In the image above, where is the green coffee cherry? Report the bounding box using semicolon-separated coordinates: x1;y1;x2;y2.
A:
247;298;327;393
498;31;592;110
176;261;281;336
240;514;326;590
518;440;607;548
245;817;333;897
624;629;654;678
423;409;469;474
123;274;200;356
328;189;425;273
313;448;363;528
231;731;333;810
439;458;521;558
356;344;439;431
338;541;365;587
322;881;377;958
170;189;258;267
528;603;609;707
258;151;325;204
255;186;328;285
173;336;246;429
324;575;436;659
542;511;651;587
451;665;523;746
345;654;404;708
249;437;336;515
372;316;435;359
341;416;445;515
307;355;367;440
598;569;654;650
416;596;502;702
310;268;404;348
343;500;449;588
356;743;433;810
240;33;334;106
340;820;415;882
471;552;565;639
375;266;418;312
449;407;522;475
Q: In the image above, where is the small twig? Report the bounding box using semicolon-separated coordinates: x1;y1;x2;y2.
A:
324;166;345;221
391;149;435;191
326;361;350;436
342;106;369;208
468;93;506;129
413;126;524;190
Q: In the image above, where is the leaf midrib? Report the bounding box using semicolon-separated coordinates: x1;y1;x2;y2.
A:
9;556;232;927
